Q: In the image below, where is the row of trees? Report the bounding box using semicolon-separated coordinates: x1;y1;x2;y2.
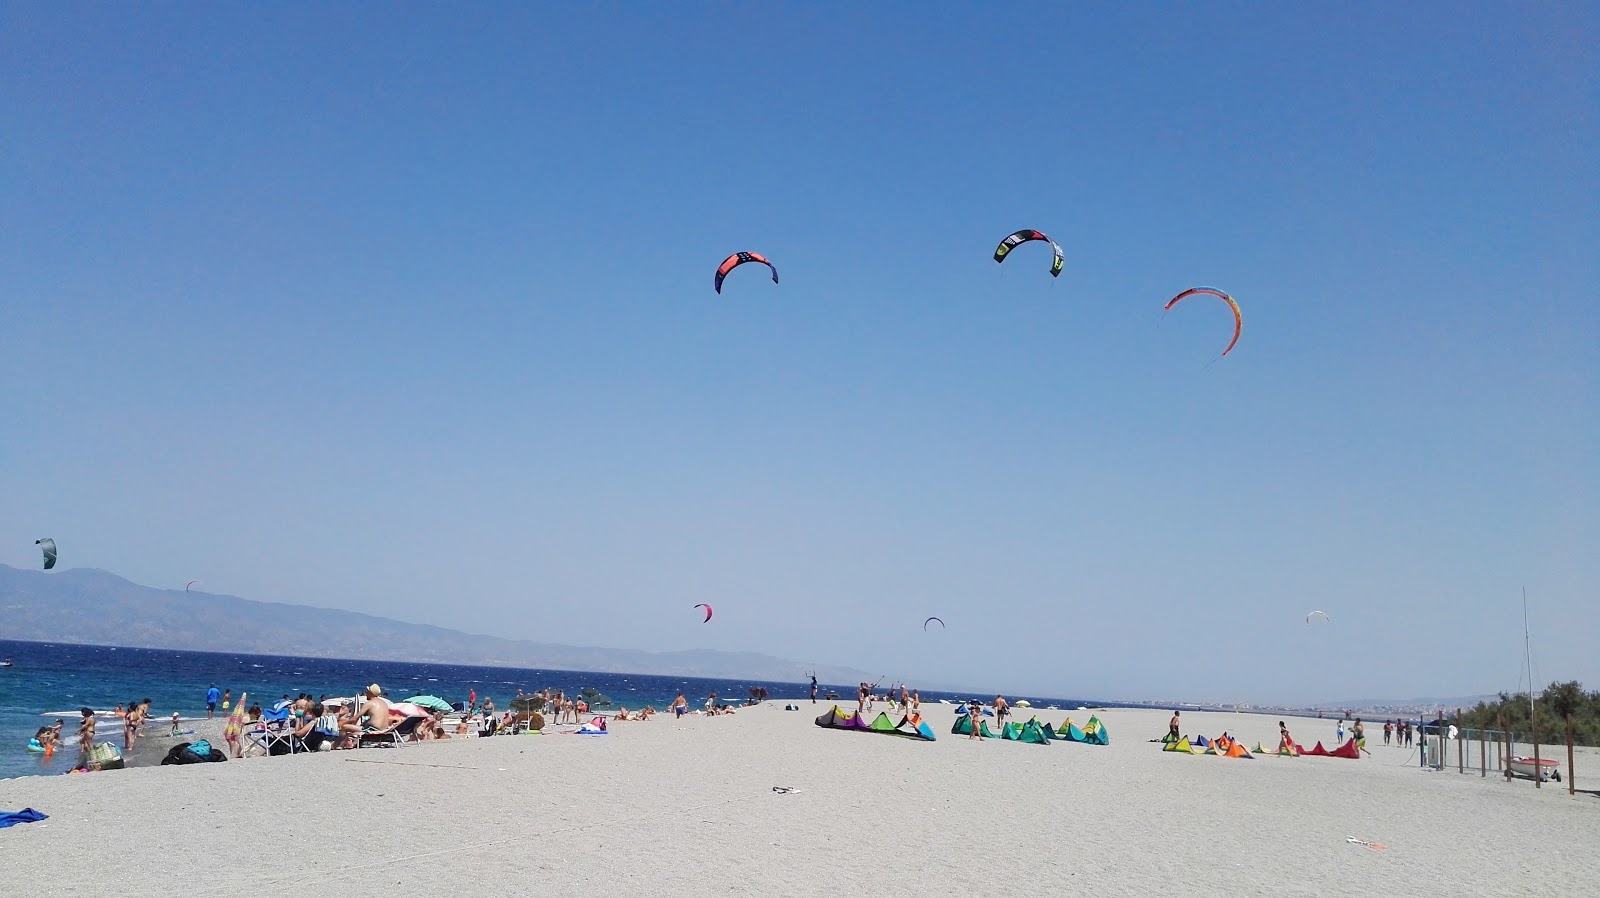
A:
1456;681;1592;794
1457;681;1598;747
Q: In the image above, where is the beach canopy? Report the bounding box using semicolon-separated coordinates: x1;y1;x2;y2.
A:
1081;715;1110;745
815;706;867;730
896;715;936;741
1328;738;1360;759
951;715;997;738
404;695;453;712
1018;720;1052;744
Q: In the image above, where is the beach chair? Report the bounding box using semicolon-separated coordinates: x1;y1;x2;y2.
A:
243;707;294;757
358;715;426;748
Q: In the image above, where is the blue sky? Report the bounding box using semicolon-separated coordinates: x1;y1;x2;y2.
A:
3;4;1594;704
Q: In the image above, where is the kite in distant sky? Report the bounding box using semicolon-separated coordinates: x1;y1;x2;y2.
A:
1306;611;1331;626
36;538;56;570
714;252;778;294
993;229;1064;278
694;603;713;623
923;616;945;631
1164;287;1243;357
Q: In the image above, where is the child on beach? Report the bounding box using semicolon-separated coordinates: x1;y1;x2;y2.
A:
170;712;182;737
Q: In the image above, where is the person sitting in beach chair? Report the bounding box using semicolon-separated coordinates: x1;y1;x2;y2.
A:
340;685;392;744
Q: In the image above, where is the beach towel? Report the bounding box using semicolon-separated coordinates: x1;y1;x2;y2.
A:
0;808;48;828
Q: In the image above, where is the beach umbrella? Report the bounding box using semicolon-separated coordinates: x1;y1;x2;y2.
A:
510;695;545;712
222;692;249;747
403;695;453;712
1015;700;1032;708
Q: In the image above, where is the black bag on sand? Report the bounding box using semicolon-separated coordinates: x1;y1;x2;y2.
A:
160;742;228;765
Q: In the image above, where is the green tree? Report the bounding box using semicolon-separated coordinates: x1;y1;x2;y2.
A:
1547;681;1584;795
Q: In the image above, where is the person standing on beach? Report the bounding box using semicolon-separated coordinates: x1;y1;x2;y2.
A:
810;675;818;704
1353;719;1369;755
993;695;1009;730
1278;720;1294;753
123;701;142;751
221;689;231;710
1169;711;1181;741
77;708;97;766
206;684;220;719
1383;720;1392;746
967;701;982;740
857;683;869;716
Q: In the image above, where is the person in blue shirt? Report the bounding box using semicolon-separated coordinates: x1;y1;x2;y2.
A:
205;684;221;719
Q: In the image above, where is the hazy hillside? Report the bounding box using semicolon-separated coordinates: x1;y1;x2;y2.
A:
0;564;871;684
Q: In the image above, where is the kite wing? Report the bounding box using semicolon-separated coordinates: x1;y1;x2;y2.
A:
36;538;56;570
1164;287;1243;357
993;229;1064;278
694;603;713;623
714;252;778;294
923;616;945;631
186;580;201;593
1306;611;1330;626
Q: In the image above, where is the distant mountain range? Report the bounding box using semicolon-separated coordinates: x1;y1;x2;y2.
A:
0;564;872;684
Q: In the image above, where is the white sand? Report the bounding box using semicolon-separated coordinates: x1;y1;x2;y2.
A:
3;704;1596;897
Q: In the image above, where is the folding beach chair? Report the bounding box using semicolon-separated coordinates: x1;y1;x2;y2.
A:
357;715;426;748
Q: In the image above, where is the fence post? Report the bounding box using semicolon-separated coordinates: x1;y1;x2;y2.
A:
1480;727;1486;777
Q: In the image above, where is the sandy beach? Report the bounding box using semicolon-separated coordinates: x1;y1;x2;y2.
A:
3;703;1596;897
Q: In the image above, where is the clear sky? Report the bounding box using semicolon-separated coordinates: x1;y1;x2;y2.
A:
3;4;1595;704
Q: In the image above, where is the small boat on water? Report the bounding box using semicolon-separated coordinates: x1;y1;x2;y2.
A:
1;659;12;667
1507;756;1560;782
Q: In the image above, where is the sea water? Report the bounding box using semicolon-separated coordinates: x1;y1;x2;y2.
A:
0;638;1118;780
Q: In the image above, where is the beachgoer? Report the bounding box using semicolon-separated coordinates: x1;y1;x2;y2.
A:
1169;711;1181;741
967;701;982;740
809;675;818;704
170;712;181;738
1336;718;1346;745
672;693;688;718
76;709;96;766
1383;720;1392;746
221;689;231;710
206;684;220;719
341;684;392;740
1278;720;1293;753
705;692;718;712
468;688;477;711
911;690;921;714
994;695;1009;729
113;703;125;718
1354;719;1368;755
124;702;142;751
857;683;870;716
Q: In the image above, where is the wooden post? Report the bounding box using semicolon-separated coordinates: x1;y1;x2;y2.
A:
1480;726;1486;777
1503;716;1512;781
1568;717;1576;796
1458;717;1464;773
1533;700;1542;789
